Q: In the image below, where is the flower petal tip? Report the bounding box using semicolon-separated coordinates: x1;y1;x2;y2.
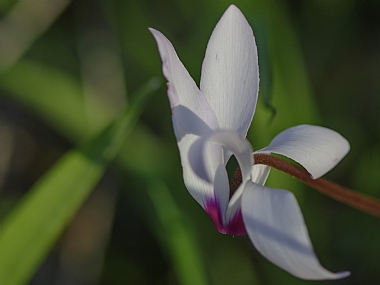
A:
242;184;351;280
256;124;351;179
225;4;243;14
335;271;351;279
200;3;258;137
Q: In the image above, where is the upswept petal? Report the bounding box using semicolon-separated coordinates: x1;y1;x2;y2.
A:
200;5;259;137
179;134;224;207
189;130;253;222
189;130;253;183
149;28;219;141
256;124;350;179
150;28;222;207
242;183;350;280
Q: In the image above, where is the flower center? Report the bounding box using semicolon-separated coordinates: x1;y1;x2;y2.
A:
229;166;242;199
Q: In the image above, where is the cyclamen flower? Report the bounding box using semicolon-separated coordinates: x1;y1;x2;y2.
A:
150;5;350;280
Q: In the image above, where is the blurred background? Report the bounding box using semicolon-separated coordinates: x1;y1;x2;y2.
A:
1;0;380;284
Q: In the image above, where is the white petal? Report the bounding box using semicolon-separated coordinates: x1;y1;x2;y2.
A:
212;162;230;221
242;183;350;280
149;28;219;141
179;134;224;207
251;164;271;185
188;130;254;222
256;124;350;179
150;28;222;207
226;163;270;222
200;5;259;137
189;130;253;183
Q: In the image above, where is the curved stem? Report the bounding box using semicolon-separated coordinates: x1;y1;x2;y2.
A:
253;154;380;218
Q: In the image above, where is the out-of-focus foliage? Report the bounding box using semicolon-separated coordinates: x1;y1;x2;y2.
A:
0;77;160;285
1;1;379;285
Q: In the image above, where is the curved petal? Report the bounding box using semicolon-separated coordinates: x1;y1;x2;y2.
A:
189;130;254;223
256;124;350;179
150;28;222;208
189;130;253;183
225;164;270;221
251;164;271;185
242;183;350;280
149;28;219;142
179;134;224;207
200;5;259;137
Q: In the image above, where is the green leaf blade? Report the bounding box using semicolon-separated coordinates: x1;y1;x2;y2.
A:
0;77;161;285
0;151;104;285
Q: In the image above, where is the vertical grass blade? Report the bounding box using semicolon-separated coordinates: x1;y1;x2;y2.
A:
147;180;209;285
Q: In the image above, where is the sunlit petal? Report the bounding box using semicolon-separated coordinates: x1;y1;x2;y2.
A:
150;28;223;207
189;130;253;183
149;28;219;141
251;164;271;185
200;5;259;137
256;124;350;179
178;134;223;206
242;182;350;280
188;130;254;222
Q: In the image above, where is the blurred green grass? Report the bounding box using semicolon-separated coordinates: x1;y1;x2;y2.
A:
1;1;379;284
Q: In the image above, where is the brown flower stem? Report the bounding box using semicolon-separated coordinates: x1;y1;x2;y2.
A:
252;153;380;218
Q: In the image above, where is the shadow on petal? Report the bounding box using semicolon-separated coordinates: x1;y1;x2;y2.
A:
243;214;314;257
173;105;215;141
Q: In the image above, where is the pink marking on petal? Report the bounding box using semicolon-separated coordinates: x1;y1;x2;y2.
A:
205;199;225;234
205;199;247;236
226;209;247;236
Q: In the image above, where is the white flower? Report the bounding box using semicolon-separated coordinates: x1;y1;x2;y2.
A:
150;4;350;280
